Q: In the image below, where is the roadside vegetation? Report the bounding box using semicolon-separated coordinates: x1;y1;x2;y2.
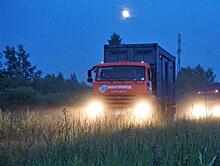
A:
1;110;220;165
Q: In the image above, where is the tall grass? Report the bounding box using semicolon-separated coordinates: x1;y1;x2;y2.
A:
1;109;220;165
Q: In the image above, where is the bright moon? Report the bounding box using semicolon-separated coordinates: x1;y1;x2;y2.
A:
122;9;130;18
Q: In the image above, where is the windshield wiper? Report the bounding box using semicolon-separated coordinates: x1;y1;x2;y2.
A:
121;77;139;82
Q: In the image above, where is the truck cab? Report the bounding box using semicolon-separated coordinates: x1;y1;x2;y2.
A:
88;61;153;107
86;61;155;120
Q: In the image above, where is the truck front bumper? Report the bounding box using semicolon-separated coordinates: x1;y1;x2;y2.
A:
84;97;155;121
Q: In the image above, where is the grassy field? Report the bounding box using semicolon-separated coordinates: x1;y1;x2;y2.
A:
1;109;220;166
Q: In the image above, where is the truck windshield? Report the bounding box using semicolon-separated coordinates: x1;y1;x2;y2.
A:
97;66;145;81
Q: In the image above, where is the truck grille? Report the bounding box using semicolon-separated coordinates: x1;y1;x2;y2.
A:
103;95;136;108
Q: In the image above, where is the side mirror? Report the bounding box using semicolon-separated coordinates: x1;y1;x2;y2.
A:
87;77;93;83
87;69;93;83
88;70;92;78
87;65;97;83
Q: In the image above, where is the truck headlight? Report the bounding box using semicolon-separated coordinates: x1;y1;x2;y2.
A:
85;100;104;118
192;104;206;118
212;106;220;117
132;101;152;120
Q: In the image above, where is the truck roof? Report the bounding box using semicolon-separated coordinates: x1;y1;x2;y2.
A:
97;61;150;68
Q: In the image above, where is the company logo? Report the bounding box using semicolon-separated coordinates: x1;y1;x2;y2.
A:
99;85;108;94
99;85;132;94
108;85;132;90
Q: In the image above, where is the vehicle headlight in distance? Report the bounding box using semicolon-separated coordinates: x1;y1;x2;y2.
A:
85;100;104;118
192;104;206;118
132;101;152;120
212;106;220;117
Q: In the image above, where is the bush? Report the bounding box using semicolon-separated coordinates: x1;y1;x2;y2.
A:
41;93;72;106
0;86;42;110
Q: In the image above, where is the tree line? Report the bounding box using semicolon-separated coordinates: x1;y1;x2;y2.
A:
0;33;217;111
0;45;89;111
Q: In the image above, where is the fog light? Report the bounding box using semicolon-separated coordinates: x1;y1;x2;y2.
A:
132;101;151;120
86;100;104;118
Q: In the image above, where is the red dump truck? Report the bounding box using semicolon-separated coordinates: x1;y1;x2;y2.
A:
86;43;176;121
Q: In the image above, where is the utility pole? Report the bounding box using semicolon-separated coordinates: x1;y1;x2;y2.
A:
177;33;182;73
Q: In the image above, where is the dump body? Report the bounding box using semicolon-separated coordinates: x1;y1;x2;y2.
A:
104;43;176;104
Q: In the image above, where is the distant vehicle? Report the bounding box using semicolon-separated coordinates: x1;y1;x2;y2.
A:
86;43;176;121
190;82;220;118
